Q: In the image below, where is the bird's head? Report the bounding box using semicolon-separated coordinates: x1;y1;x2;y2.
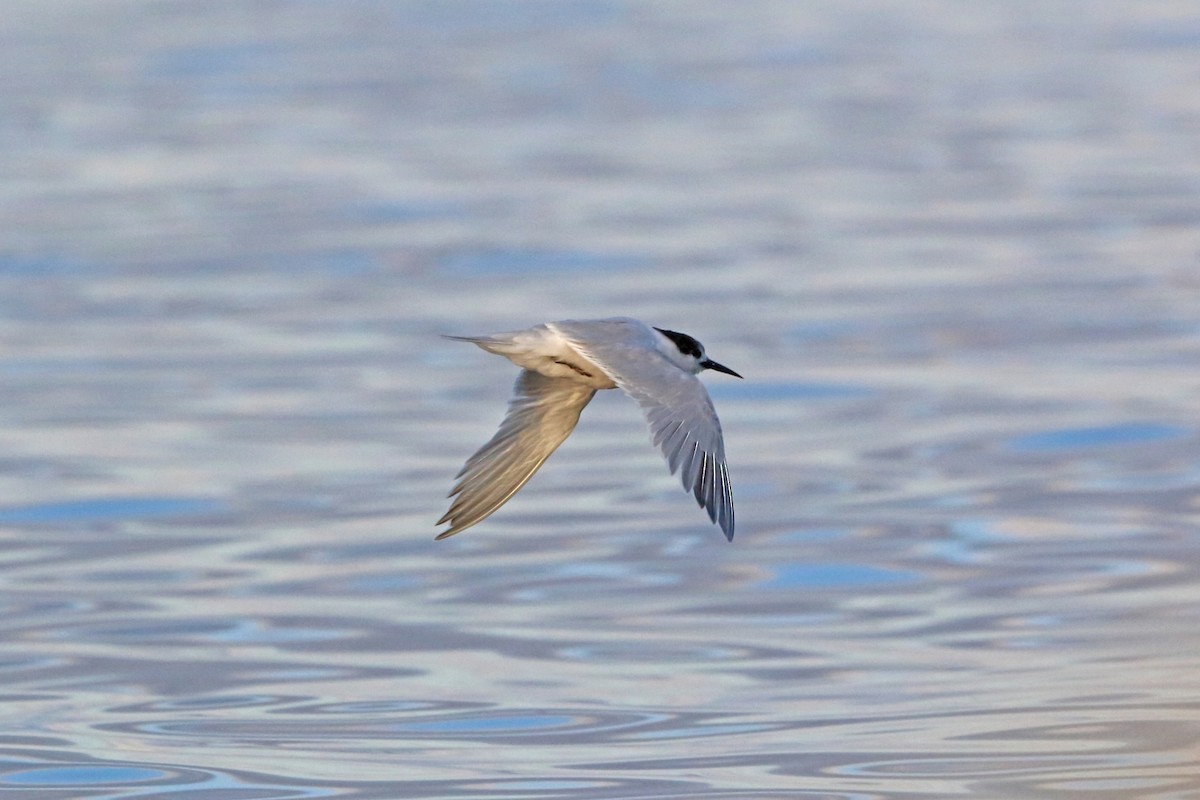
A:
653;327;743;378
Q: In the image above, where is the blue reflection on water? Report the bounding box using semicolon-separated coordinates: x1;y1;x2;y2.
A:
1009;422;1188;451
2;766;167;786
0;497;225;524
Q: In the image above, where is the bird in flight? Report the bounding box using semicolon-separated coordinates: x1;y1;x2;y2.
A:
437;317;741;540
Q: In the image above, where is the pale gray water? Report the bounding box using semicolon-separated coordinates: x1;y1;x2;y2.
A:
2;2;1200;798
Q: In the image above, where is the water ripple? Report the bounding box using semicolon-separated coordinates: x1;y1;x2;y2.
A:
96;705;791;749
100;708;648;744
36;617;356;646
555;642;772;664
0;757;337;798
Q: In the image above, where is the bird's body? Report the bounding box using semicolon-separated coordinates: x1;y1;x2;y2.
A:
437;317;740;541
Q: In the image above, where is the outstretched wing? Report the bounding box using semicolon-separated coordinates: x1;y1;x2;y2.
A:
549;319;735;540
437;369;596;539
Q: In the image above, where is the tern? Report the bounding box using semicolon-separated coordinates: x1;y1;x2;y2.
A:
436;317;741;541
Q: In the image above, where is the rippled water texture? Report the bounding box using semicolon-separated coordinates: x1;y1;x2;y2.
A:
2;1;1200;797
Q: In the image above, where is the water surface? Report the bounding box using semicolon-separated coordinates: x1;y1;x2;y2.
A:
1;1;1199;797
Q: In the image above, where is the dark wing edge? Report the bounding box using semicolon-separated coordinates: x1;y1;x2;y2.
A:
643;400;735;540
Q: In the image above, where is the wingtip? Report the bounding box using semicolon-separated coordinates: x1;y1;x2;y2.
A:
436;509;477;539
435;510;462;540
716;504;735;541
